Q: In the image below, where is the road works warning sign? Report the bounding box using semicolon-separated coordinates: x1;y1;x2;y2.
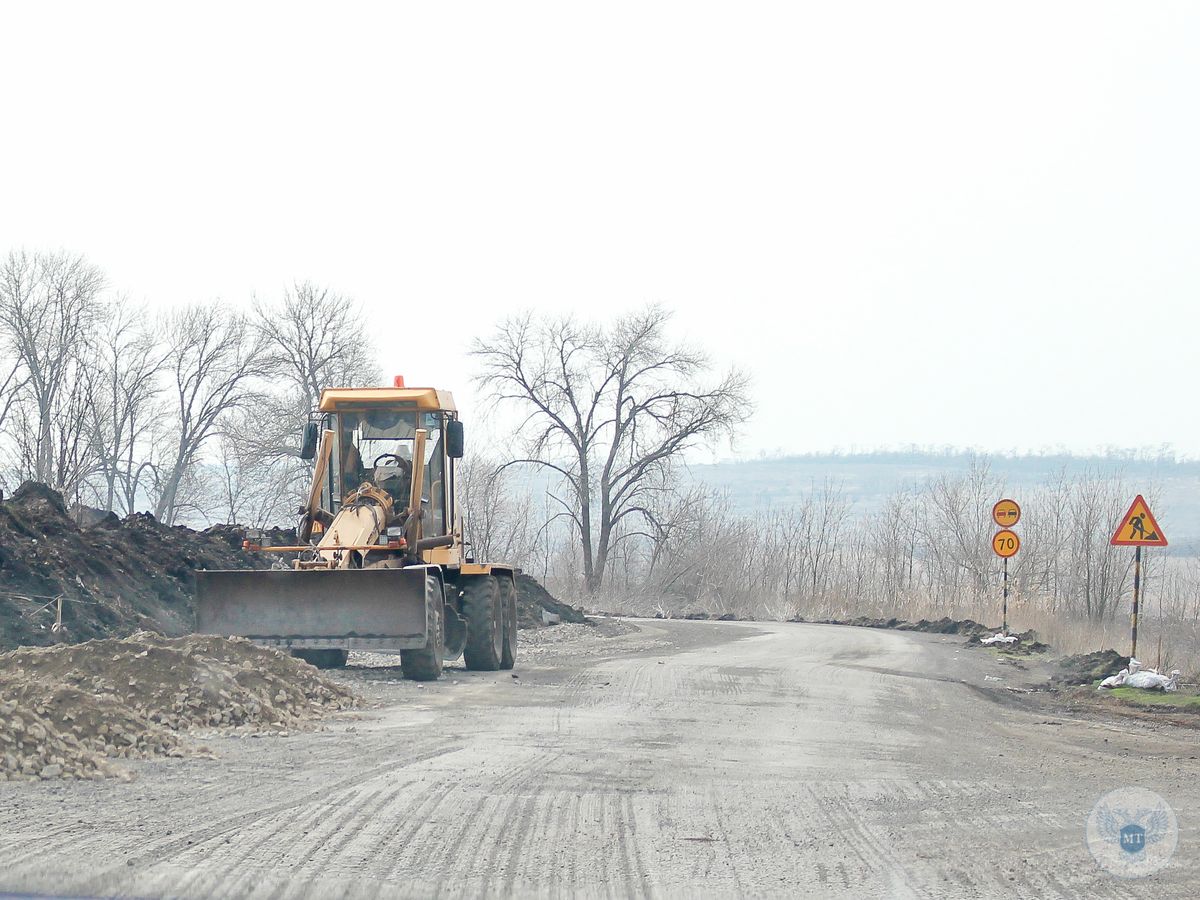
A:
1110;495;1168;547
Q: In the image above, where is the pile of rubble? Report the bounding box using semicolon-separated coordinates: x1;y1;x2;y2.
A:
0;631;356;781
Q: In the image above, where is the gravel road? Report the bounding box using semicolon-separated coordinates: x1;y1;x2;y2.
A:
1;620;1196;898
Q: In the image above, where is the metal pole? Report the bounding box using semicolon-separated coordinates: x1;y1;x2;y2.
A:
1002;556;1009;634
1131;545;1141;660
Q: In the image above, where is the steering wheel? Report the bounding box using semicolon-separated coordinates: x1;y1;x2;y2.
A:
372;453;410;469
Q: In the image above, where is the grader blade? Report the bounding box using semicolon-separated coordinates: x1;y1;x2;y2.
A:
195;567;439;651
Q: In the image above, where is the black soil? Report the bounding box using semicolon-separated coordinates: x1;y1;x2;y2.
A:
515;573;589;628
0;482;267;650
788;615;1052;654
1053;649;1131;686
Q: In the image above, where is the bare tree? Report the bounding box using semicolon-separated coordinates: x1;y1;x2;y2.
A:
0;354;26;439
153;304;268;524
256;282;380;407
0;250;104;486
914;457;1000;612
1066;470;1131;622
472;306;750;593
458;453;536;565
210;430;298;528
87;298;164;513
211;283;383;524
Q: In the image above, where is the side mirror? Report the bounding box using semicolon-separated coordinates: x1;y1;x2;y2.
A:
446;419;464;459
299;422;319;460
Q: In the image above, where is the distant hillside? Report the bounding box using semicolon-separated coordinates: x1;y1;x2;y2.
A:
686;451;1200;550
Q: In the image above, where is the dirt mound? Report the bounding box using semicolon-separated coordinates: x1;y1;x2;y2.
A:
0;631;356;781
788;614;1051;653
674;611;743;621
515;573;589;627
966;628;1051;654
0;482;268;649
792;614;995;637
1053;649;1130;686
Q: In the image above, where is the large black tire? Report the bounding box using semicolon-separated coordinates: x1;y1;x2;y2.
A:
462;575;502;671
291;649;348;669
499;575;517;670
401;575;444;681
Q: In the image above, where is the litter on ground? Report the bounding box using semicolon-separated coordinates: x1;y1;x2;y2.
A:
980;633;1018;645
1098;658;1179;692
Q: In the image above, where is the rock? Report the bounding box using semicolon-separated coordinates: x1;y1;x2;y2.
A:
39;763;62;779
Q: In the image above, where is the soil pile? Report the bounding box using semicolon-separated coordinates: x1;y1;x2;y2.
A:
0;482;268;649
1053;649;1130;686
0;631;356;781
791;614;997;636
786;614;1051;653
515;573;589;628
966;628;1051;654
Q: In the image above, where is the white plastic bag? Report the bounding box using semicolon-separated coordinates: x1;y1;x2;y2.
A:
1097;664;1178;692
981;632;1018;645
1125;670;1177;692
1099;670;1127;689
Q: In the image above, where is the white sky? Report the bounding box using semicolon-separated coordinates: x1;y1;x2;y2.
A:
2;2;1197;460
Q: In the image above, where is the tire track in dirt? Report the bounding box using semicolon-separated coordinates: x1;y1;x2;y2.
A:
218;747;461;898
178;785;384;899
806;783;930;898
62;738;459;898
269;779;415;889
437;750;568;898
346;772;466;886
0;772;245;873
361;745;563;896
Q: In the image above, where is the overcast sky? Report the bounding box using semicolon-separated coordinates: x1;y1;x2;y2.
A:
2;2;1197;460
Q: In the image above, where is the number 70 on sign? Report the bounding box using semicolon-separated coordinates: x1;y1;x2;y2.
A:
992;529;1020;558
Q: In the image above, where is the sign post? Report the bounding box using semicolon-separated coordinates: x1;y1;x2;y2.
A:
991;500;1021;634
1109;494;1167;660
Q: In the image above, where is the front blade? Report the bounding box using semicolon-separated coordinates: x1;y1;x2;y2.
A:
195;567;434;650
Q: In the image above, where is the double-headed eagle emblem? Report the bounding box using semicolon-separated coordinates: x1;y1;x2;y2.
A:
1095;804;1171;854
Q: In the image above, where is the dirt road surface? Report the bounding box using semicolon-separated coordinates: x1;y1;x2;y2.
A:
1;620;1197;898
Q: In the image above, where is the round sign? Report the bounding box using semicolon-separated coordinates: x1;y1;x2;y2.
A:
992;529;1020;558
993;498;1021;528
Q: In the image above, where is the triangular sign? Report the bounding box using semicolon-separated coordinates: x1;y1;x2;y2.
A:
1110;495;1168;547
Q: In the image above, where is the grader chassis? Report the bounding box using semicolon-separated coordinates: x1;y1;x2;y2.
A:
195;382;517;681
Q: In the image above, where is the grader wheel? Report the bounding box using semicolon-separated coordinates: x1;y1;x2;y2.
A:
401;574;444;681
461;575;502;671
498;575;517;670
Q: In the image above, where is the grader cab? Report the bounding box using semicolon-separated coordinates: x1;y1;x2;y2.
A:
194;382;517;681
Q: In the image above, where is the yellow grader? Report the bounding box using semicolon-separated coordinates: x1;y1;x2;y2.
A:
194;381;517;680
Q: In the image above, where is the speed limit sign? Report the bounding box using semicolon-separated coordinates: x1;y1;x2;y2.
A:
992;529;1020;558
